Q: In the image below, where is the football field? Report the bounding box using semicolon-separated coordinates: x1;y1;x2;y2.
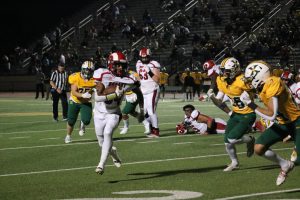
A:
0;95;299;200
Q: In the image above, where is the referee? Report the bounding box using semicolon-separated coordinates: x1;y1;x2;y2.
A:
50;62;68;122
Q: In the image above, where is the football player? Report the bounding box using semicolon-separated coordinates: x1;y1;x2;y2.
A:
136;47;161;138
176;104;226;135
64;61;96;144
119;69;148;135
202;59;232;115
242;60;300;186
92;51;135;175
210;57;256;172
281;71;299;162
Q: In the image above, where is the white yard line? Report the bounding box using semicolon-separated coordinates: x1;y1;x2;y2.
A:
39;137;62;141
0;122;178;135
174;142;194;145
137;140;159;144
10;136;31;139
210;144;225;146
0;147;293;177
215;188;300;200
0;134;199;151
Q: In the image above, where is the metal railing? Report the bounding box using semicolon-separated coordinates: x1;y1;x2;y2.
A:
22;0;121;68
214;0;294;63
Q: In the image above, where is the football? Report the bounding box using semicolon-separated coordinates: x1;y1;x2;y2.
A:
103;85;117;95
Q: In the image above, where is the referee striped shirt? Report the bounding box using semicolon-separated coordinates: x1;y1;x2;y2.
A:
50;70;68;91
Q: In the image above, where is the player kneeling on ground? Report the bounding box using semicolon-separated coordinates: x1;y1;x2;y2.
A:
176;104;226;135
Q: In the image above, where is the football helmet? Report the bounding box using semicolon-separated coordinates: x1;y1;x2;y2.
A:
176;123;187;135
107;51;128;77
244;60;271;89
203;60;215;71
281;71;294;86
81;61;95;80
220;57;240;80
139;47;151;64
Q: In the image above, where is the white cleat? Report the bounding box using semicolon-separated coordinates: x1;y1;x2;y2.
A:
143;120;150;134
95;166;104;175
79;121;85;136
276;161;294;186
290;148;297;162
64;135;72;144
111;146;122;167
223;163;239;172
120;127;128;135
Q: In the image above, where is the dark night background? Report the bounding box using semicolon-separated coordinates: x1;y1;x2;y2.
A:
0;1;95;55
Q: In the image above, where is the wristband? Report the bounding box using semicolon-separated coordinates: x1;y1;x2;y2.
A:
148;70;154;78
248;102;258;110
106;93;117;101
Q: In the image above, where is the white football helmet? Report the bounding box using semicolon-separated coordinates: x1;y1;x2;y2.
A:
244;60;271;89
81;61;95;79
220;57;240;79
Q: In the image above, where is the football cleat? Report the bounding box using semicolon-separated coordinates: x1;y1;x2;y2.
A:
223;163;239;172
276;161;294;186
95;167;104;175
120;127;128;135
64;135;72;144
246;136;255;157
290;148;297;162
143;120;151;134
79;121;85;136
111;146;122;168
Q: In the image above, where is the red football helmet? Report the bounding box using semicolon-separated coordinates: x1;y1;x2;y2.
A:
107;51;128;77
281;71;294;86
203;60;215;71
176;123;187;135
139;47;151;64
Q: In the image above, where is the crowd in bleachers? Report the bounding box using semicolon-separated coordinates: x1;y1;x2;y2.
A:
0;0;299;80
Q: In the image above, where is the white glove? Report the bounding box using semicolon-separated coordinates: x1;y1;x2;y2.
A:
125;92;138;103
82;92;91;99
240;91;251;105
207;89;215;98
115;85;124;97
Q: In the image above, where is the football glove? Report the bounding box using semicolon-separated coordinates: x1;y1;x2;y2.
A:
239;91;251;105
82;92;92;99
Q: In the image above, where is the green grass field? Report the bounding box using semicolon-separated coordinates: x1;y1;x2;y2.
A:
0;95;299;200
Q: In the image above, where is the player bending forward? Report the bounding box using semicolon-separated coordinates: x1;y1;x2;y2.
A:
176;104;226;135
92;51;135;175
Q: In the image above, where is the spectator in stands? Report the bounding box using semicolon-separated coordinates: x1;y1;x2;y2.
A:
35;67;45;99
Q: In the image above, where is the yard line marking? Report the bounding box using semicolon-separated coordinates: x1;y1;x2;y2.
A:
0;120;51;125
10;136;30;139
215;188;300;200
0;147;293;177
174;142;194;145
40;137;61;140
137;141;159;144
0;153;230;177
210;144;225;146
0;134;200;151
0;122;178;135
